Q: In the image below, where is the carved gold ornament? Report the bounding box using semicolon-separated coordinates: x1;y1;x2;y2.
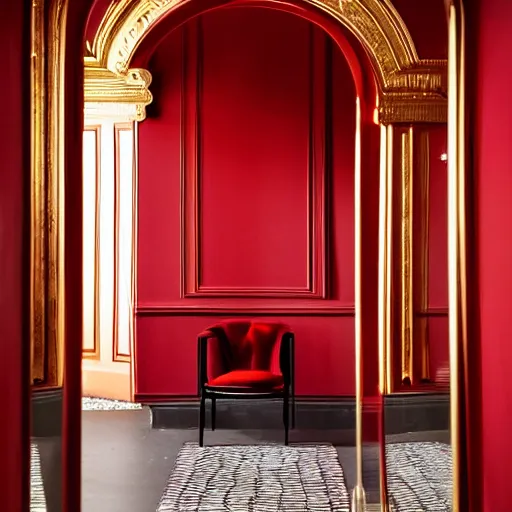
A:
84;0;447;124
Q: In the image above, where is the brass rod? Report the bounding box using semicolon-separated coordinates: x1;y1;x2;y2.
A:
448;2;465;510
352;97;366;511
385;125;394;393
378;124;388;395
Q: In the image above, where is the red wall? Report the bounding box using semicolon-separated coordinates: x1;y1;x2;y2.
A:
468;0;512;509
391;0;447;59
136;7;365;398
0;0;30;508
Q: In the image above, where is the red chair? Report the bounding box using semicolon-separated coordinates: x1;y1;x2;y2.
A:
197;320;295;446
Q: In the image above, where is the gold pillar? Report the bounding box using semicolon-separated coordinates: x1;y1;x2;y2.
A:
378;124;393;394
29;0;67;388
448;1;467;509
414;131;431;381
30;0;46;384
400;128;414;384
31;0;61;387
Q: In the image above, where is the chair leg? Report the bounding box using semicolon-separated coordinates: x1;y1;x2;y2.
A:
291;393;296;430
283;394;290;446
211;397;216;431
199;394;206;447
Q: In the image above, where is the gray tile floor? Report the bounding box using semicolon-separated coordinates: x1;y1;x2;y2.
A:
32;406;450;512
81;408;373;512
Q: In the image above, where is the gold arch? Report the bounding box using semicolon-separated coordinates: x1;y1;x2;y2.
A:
84;0;447;123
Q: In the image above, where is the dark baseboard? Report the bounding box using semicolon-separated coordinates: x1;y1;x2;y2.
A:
382;392;450;434
149;392;450;434
31;387;63;438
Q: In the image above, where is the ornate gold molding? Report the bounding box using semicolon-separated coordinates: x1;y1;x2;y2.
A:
84;0;447;124
84;56;152;121
378;124;394;395
47;0;67;388
400;128;414;384
30;0;47;384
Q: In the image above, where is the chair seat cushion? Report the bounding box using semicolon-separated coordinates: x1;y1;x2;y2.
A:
208;370;284;389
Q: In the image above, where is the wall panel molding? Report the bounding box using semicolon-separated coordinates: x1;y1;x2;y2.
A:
180;21;329;299
113;122;134;362
416;307;448;317
82;126;101;360
135;303;354;317
413;130;431;380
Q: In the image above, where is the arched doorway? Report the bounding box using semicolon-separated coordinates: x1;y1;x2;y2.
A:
27;0;448;510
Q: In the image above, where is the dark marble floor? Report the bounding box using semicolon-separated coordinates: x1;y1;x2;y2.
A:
31;406;450;512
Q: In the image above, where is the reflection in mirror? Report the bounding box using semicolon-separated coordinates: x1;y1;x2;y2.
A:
379;125;452;511
29;0;63;506
30;388;63;512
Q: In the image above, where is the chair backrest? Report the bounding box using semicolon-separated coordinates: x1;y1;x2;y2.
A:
209;320;290;372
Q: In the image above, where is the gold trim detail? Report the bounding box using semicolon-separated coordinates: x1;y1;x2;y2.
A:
84;0;447;124
400;128;414;384
352;95;367;512
30;0;47;384
47;0;68;388
84;60;152;121
378;124;393;395
129;121;140;399
414;130;431;381
379;96;447;125
448;1;466;509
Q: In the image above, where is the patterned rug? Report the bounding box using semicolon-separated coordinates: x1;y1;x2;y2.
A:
82;397;142;410
157;443;350;512
30;444;46;512
386;441;452;512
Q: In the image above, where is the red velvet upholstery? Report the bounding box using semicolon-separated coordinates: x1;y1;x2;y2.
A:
209;370;284;389
197;319;295;446
202;320;290;388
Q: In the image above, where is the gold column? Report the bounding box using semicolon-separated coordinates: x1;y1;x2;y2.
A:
30;0;65;388
385;125;393;392
400;128;414;384
30;0;47;384
415;131;431;381
46;0;68;388
448;1;467;510
378;124;393;394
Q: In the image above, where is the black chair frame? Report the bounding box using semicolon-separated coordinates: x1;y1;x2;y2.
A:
197;330;295;447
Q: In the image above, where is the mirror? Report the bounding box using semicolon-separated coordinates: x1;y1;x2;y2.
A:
27;0;456;509
379;124;452;511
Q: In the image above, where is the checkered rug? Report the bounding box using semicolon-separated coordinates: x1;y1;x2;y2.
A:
386;441;452;512
157;443;350;511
